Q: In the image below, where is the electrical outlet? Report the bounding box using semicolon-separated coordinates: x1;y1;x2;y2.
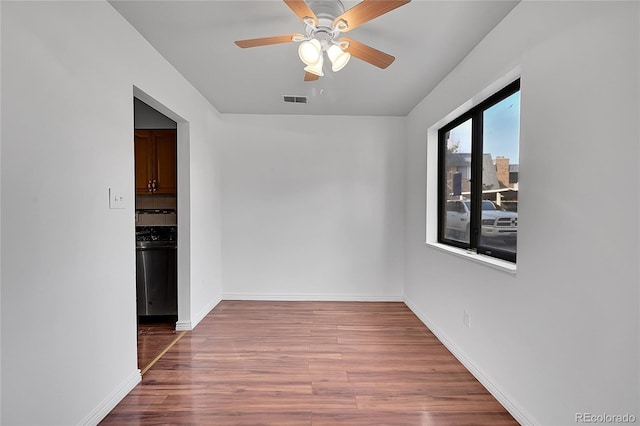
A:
463;309;471;329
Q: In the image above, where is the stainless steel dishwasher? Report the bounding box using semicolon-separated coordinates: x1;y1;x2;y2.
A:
136;239;177;316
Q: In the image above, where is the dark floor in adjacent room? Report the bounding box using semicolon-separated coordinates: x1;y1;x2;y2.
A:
137;316;184;375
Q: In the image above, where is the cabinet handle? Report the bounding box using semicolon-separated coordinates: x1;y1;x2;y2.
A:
151;179;158;192
147;180;152;192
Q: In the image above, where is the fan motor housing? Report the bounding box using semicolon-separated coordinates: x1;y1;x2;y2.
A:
306;0;345;33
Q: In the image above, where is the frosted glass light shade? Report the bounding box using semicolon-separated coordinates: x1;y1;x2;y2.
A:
304;55;324;76
327;44;350;72
298;39;322;66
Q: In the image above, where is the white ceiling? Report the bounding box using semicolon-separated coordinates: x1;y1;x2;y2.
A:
109;0;519;116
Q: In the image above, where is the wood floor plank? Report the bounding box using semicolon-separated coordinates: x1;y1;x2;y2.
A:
137;321;181;372
101;301;518;425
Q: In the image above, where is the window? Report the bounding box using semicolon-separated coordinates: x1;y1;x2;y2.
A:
438;79;520;263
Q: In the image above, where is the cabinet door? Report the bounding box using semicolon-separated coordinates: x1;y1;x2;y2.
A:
134;130;154;194
153;130;177;195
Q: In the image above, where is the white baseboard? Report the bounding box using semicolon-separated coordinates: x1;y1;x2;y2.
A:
175;320;192;331
79;369;141;426
403;297;536;426
220;293;404;302
176;297;222;331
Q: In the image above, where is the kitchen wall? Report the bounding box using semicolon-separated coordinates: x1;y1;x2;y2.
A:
404;2;639;424
220;114;406;300
134;98;177;130
1;2;223;425
134;100;178;226
135;195;177;226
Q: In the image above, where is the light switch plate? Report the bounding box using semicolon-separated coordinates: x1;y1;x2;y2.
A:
109;188;126;209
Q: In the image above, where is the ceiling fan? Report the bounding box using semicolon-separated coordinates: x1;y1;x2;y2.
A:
234;0;411;81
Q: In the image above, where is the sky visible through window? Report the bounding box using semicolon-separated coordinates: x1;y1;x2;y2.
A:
448;91;520;163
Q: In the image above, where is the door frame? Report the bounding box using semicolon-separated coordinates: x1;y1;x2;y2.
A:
133;86;191;330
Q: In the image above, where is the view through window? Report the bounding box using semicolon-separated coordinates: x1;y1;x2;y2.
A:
438;80;520;263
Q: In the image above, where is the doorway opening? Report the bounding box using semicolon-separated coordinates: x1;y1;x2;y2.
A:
133;93;189;373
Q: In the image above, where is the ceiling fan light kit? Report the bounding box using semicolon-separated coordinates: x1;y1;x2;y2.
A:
298;39;350;73
304;55;325;76
234;0;411;81
298;38;322;65
326;43;350;72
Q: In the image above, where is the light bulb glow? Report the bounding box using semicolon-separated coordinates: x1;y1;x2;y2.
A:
304;54;324;76
327;44;350;72
298;39;322;66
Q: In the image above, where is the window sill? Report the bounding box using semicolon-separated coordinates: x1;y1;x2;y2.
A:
426;242;517;275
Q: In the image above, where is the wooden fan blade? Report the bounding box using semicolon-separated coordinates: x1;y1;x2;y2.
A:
235;34;302;48
334;0;410;32
284;0;318;25
304;72;320;81
341;37;395;69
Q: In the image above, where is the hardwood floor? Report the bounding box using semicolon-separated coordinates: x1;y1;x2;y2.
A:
137;318;185;375
103;301;518;425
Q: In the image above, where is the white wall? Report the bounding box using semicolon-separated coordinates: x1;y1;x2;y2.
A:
2;1;637;424
404;2;639;425
220;114;405;300
1;2;222;424
189;109;223;324
0;2;3;421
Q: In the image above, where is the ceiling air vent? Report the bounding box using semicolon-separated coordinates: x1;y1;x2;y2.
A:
283;95;308;104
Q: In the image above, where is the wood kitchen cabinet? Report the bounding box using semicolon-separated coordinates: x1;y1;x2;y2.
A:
135;129;177;195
